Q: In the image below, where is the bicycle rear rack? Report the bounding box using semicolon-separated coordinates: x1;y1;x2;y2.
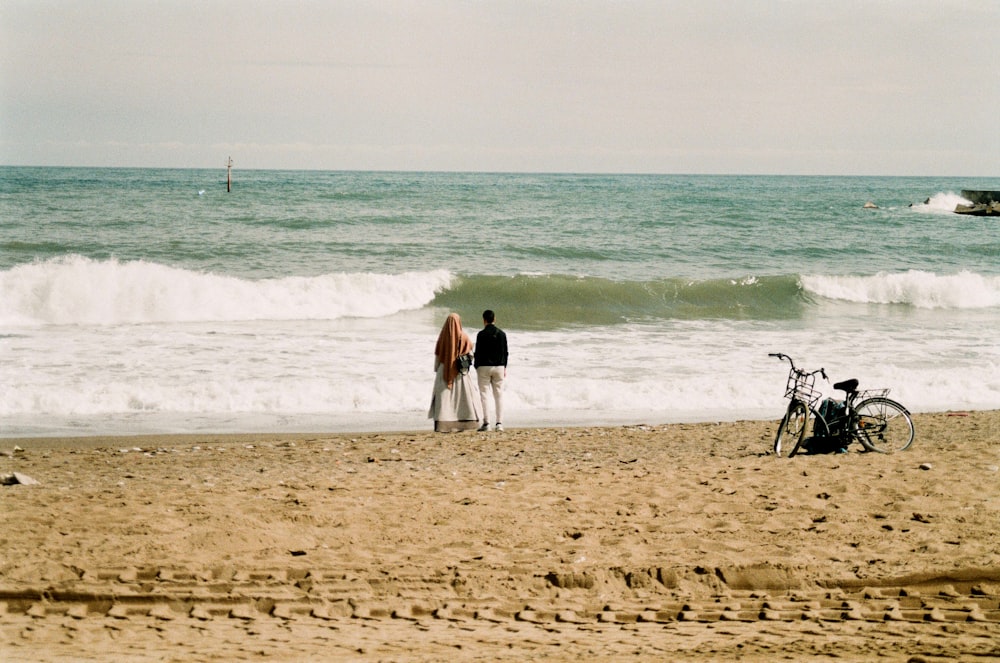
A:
855;388;890;401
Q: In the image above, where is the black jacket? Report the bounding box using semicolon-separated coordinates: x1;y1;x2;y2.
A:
474;324;508;368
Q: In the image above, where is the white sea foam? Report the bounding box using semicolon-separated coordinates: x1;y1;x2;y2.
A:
802;270;1000;309
0;256;453;326
3;260;997;436
910;191;972;214
3;312;998;436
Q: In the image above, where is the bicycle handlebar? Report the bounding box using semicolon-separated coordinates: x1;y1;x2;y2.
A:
769;352;827;381
768;352;794;367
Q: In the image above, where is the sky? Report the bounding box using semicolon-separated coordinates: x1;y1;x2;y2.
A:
2;0;998;176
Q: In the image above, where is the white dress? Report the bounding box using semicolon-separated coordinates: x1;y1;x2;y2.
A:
428;359;482;432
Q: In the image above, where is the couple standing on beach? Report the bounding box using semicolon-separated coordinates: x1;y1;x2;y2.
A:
429;310;508;433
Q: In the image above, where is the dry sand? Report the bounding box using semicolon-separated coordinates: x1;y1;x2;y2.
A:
1;410;999;661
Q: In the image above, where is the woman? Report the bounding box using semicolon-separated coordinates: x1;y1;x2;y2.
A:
428;313;482;432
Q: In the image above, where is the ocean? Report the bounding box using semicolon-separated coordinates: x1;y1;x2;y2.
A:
2;167;998;438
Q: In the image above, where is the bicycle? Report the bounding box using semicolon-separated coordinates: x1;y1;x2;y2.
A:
769;353;915;457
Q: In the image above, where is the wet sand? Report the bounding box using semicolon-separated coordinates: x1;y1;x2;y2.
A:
2;410;999;661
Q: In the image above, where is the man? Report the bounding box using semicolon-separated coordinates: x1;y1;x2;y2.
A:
474;309;508;432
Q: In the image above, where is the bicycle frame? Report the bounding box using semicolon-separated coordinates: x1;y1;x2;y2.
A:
806;388;871;447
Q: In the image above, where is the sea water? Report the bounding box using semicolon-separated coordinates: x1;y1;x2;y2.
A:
1;167;998;437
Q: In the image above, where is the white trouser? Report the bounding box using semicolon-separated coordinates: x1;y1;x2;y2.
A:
476;365;505;424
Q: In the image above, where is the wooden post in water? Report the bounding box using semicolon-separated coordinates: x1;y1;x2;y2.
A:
226;156;233;193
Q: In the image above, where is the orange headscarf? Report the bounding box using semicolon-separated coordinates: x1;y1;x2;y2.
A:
435;313;473;388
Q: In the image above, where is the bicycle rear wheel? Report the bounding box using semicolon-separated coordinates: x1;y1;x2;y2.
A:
774;400;808;457
853;397;914;452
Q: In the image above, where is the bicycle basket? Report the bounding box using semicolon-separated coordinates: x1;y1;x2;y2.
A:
784;369;822;406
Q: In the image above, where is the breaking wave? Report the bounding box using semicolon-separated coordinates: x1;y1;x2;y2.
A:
0;256;452;326
801;270;1000;309
4;257;997;330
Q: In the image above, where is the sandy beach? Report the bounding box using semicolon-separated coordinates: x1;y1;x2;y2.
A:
2;410;999;661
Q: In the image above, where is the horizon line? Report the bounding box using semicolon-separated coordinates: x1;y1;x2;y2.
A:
1;164;997;180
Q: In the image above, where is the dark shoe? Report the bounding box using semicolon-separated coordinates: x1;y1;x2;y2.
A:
477;422;490;432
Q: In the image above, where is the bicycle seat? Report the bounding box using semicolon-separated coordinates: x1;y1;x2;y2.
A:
834;379;859;394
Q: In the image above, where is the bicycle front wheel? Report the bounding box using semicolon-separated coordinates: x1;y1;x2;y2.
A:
853;397;914;453
774;400;808;457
